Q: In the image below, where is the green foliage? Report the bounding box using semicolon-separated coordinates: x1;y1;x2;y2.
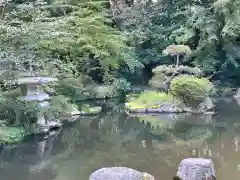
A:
0;0;140;83
55;76;130;101
162;45;191;56
126;91;183;109
46;95;75;118
170;75;214;105
148;73;166;89
0;126;27;145
152;65;202;76
118;0;240;84
119;0;191;66
55;77;86;102
111;78;132;94
169;0;240;79
0;92;76;127
1;98;40;127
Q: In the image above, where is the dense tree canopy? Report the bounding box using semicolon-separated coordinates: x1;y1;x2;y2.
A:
0;0;240;84
0;0;141;84
117;0;240;84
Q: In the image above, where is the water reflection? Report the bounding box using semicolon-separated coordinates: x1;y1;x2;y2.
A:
1;103;240;180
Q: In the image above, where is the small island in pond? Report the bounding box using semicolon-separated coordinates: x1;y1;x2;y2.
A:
126;45;215;115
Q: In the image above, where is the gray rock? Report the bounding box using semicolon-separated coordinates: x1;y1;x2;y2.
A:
198;96;214;112
147;108;159;113
160;102;175;112
234;88;240;99
176;158;216;180
89;167;155;180
183;107;192;112
130;108;146;113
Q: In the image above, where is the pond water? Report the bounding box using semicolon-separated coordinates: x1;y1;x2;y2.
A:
1;99;240;180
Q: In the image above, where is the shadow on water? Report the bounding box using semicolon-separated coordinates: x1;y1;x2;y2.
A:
1;100;240;180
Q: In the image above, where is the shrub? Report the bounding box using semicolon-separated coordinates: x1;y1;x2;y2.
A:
0;126;27;145
170;75;214;106
162;45;191;56
148;73;167;89
126;91;183;109
152;65;202;76
112;78;132;94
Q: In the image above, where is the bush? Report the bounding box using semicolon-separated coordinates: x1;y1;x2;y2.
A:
170;75;214;106
126;91;183;109
162;45;191;56
149;73;167;89
112;78;132;94
0;126;27;145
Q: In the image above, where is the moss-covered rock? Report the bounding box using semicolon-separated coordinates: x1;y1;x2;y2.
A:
0;126;27;145
125;91;185;113
170;75;214;107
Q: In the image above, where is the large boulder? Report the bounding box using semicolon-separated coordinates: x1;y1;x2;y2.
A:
176;158;216;180
89;167;155;180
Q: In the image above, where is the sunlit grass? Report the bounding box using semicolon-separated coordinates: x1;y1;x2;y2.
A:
126;91;183;109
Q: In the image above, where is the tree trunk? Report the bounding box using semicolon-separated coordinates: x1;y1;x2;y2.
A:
176;55;179;66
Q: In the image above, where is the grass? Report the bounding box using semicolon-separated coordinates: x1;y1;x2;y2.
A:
0;126;26;145
125;91;183;109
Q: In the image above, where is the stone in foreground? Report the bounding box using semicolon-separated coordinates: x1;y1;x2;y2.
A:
176;158;216;180
89;167;155;180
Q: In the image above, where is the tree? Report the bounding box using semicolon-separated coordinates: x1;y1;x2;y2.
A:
0;0;140;83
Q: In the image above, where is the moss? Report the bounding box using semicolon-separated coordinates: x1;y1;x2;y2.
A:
126;91;183;109
170;75;214;105
0;126;27;145
148;73;167;89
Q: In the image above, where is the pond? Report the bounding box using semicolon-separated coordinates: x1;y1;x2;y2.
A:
1;99;240;180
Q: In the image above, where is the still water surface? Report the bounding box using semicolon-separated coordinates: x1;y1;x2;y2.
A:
1;100;240;180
